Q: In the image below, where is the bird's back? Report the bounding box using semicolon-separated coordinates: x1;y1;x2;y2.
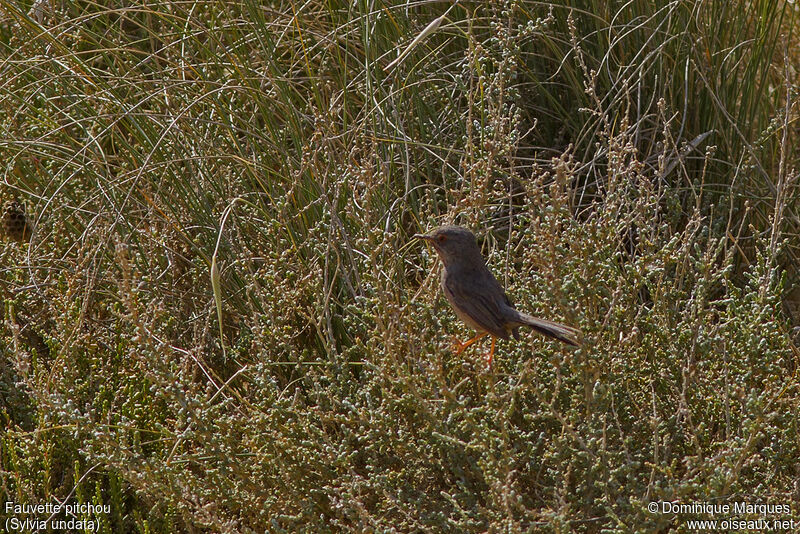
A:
440;262;514;339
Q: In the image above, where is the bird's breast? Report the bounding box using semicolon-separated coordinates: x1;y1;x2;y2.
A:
440;268;487;333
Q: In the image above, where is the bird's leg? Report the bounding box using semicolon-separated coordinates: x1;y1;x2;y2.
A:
486;336;496;368
452;331;488;355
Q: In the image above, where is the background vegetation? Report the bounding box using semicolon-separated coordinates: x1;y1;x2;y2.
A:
1;0;799;531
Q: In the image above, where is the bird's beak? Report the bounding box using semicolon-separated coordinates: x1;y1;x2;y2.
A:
414;233;434;242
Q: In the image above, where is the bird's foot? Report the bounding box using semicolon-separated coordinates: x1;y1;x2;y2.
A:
450;337;467;355
484;336;496;370
450;332;488;355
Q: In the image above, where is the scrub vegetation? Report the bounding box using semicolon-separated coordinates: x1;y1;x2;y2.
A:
1;0;799;532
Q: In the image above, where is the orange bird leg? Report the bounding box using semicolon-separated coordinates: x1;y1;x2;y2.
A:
453;331;488;355
486;336;496;368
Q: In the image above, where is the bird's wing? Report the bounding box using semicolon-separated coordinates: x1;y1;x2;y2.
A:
443;268;510;338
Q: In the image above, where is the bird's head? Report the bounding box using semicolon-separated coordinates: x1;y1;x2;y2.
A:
414;225;482;267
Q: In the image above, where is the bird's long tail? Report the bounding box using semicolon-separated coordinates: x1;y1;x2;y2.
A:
513;312;581;346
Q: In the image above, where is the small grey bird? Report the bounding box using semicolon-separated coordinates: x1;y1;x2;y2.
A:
415;225;580;366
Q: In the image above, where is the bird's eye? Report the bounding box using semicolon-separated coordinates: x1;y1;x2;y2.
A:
438;234;447;242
